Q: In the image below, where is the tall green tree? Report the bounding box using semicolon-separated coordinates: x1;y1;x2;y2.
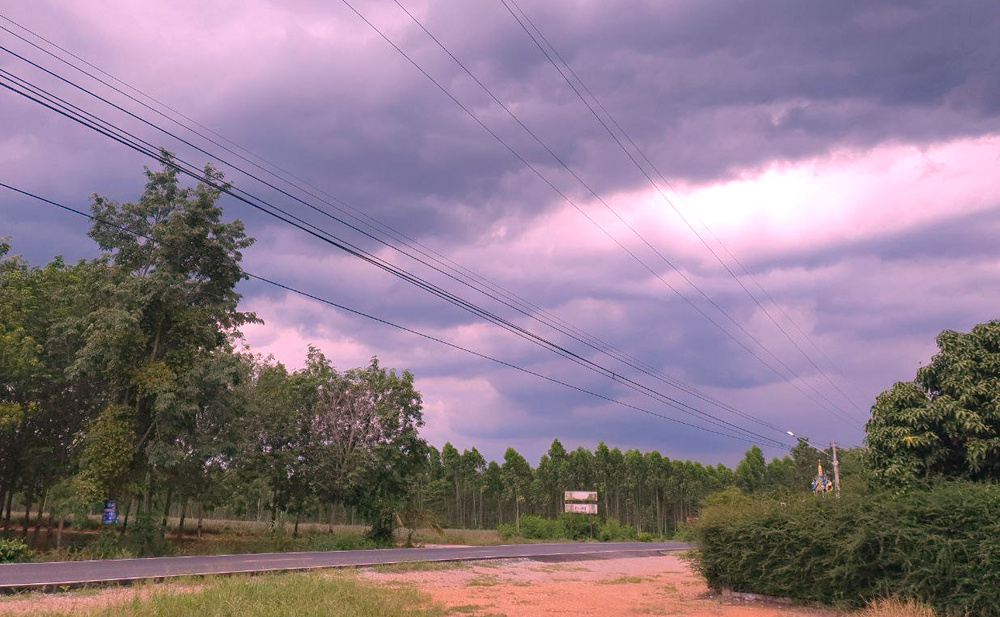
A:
866;320;1000;486
80;155;257;513
501;447;533;532
339;356;427;542
734;445;767;493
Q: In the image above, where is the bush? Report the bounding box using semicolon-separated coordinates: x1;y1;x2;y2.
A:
124;513;173;557
0;537;32;563
596;518;636;542
695;481;1000;616
514;515;564;540
496;523;517;541
496;515;657;542
80;528;135;560
671;524;697;542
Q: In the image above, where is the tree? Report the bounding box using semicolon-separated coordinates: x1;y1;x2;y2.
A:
734;445;767;493
866;320;1000;486
79;154;257;518
340;356;427;542
501;447;532;533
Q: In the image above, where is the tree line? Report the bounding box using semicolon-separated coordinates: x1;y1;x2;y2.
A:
2;157;837;549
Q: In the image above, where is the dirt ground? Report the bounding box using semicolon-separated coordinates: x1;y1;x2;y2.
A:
0;552;840;616
361;552;840;617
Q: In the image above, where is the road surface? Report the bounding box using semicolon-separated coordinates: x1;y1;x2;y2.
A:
0;541;690;591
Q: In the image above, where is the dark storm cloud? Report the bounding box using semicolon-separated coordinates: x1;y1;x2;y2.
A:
3;0;997;465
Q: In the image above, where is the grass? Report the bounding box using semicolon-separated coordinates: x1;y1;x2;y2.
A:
371;560;468;574
22;571;448;617
407;528;502;546
466;575;502;587
597;575;645;584
529;564;590;572
853;598;936;617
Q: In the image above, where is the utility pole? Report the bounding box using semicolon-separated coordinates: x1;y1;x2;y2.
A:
831;441;841;499
787;431;841;498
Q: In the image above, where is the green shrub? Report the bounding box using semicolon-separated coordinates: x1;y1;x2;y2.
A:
80;528;136;560
496;523;517;541
695;481;1000;616
671;524;697;542
0;537;32;563
514;515;563;539
125;513;174;557
596;518;636;542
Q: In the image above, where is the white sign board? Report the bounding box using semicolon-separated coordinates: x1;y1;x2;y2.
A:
564;491;598;502
565;503;598;514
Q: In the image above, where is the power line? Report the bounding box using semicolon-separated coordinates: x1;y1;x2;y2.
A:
0;180;793;448
498;0;868;422
340;0;858;427
0;14;804;437
0;63;795;448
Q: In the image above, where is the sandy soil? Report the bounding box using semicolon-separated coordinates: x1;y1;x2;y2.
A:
0;552;839;616
361;553;840;617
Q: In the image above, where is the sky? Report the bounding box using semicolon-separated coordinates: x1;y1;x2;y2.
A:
2;0;999;467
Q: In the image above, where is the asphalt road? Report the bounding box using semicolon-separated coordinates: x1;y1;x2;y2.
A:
0;541;690;591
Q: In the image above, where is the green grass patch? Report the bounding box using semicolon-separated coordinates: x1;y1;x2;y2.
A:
371;560;468;574
465;575;501;587
597;575;645;585
28;571;445;617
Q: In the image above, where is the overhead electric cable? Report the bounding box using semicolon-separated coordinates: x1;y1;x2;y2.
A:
0;28;794;437
0;65;794;447
336;0;859;427
499;0;868;417
0;180;793;448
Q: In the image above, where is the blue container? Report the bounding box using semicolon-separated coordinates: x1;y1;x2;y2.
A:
102;499;118;525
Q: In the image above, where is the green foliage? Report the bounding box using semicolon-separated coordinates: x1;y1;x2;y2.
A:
79;528;136;560
126;513;174;557
696;481;1000;615
502;515;563;540
497;514;646;542
77;404;135;499
866;320;1000;486
595;518;637;542
734;445;767;493
0;537;32;563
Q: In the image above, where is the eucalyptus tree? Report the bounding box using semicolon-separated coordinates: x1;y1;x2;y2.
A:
734;445;767;493
501;447;533;532
536;438;568;517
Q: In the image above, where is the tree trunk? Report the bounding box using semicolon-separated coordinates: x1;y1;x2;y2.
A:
197;502;205;539
22;496;32;537
34;491;46;536
56;517;65;551
121;496;134;534
328;502;336;532
176;499;188;538
161;485;174;529
293;511;300;537
2;488;14;532
514;490;520;533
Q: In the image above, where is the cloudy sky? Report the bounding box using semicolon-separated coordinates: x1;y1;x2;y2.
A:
2;0;998;466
